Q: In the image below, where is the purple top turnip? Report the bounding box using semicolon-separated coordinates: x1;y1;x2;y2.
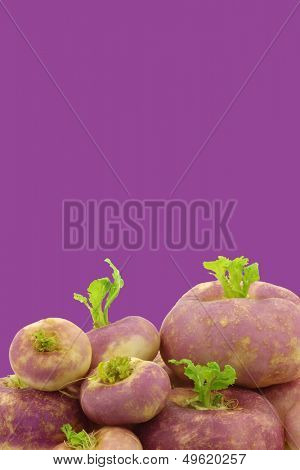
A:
136;359;284;450
0;376;90;449
74;259;159;367
161;256;300;388
54;424;142;450
9;317;92;391
80;356;171;425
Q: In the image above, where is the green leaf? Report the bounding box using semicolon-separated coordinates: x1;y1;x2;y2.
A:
209;363;237;390
103;259;124;324
242;263;260;297
169;359;237;409
73;259;124;328
61;424;96;450
203;256;260;298
73;294;90;308
87;278;111;328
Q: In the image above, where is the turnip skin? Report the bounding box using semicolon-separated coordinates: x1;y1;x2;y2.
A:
285;402;300;449
54;427;142;450
9;318;92;391
0;378;89;450
136;387;284;450
91;427;143;450
153;352;190;388
80;359;171;425
87;316;160;369
160;281;300;388
263;378;300;421
264;379;300;448
248;281;300;305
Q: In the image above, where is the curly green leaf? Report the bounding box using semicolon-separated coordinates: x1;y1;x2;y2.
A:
203;256;260;298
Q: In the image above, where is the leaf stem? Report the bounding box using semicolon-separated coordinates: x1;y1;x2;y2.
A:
169;359;237;410
203;256;260;298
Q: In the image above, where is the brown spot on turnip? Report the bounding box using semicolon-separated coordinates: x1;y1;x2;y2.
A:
233;336;258;363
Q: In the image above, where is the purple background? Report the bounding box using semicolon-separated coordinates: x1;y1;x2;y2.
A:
0;1;299;377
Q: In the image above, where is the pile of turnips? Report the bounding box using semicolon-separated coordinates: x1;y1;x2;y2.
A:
0;256;299;450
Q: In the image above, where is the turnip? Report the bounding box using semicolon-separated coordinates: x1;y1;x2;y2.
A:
54;424;142;450
0;375;90;449
74;259;160;368
285;402;300;449
160;256;300;388
9;318;92;391
80;356;171;425
136;359;284;450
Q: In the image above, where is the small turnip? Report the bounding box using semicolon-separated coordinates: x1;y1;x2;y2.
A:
74;259;160;368
9;318;92;391
54;424;142;450
80;356;171;425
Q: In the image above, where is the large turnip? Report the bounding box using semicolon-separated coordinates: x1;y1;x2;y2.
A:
160;256;300;388
136;359;284;450
9;318;92;391
54;424;142;450
80;356;171;425
0;376;89;449
74;259;160;368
